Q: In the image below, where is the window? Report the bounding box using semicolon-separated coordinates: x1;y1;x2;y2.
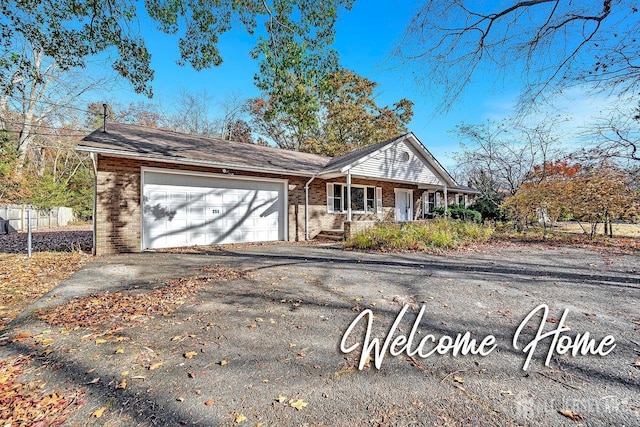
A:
327;183;379;214
456;194;463;206
334;184;343;212
350;187;365;211
366;187;375;213
424;192;435;213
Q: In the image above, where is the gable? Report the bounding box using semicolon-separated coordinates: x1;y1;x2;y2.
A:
347;139;447;186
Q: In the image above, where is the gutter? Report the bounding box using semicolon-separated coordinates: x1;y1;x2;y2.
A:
75;146;321;178
304;175;316;240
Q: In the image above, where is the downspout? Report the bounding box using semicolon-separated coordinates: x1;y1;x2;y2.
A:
304;175;316;241
90;152;98;256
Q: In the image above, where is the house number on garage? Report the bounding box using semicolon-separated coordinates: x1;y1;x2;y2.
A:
340;304;616;371
212;209;220;214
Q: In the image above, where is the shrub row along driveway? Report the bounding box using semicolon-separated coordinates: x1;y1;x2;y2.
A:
2;243;639;426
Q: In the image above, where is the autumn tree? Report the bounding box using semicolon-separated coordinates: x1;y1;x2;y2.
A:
308;69;413;156
226;119;254;144
566;163;638;238
250;69;414;155
502;160;581;236
502;161;638;238
396;1;639;111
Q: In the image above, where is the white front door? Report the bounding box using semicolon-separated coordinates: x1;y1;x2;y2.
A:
394;189;413;221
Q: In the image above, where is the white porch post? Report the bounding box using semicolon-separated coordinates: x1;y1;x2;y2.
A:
444;185;448;215
346;172;352;222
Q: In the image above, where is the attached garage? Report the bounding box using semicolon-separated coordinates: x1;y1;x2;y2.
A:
141;169;287;249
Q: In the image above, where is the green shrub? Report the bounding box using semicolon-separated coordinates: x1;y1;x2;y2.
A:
346;218;494;251
432;205;482;223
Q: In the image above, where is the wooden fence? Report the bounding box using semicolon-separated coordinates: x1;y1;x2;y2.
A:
0;204;75;234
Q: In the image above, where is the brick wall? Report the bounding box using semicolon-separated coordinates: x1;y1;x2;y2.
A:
95;155;425;255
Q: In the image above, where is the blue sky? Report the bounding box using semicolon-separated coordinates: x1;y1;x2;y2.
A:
96;1;615;171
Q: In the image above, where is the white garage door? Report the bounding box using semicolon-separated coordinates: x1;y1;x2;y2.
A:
142;170;286;249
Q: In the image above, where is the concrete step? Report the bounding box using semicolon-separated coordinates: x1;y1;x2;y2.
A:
316;229;345;241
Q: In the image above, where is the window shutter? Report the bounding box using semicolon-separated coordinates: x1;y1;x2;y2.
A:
464;195;469;208
327;183;334;213
435;192;441;208
422;193;428;216
376;187;383;217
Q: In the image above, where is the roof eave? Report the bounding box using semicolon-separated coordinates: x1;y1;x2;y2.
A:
76;145;319;177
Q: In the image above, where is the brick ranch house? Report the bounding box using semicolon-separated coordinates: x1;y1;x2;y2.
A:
77;123;479;255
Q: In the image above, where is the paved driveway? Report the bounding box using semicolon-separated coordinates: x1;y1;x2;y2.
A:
3;243;639;426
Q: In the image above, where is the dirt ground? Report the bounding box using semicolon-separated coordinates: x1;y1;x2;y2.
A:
1;243;639;426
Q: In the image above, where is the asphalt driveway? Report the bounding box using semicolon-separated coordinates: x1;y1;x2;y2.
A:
2;243;639;426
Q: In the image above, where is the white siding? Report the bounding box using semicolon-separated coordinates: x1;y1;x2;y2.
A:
348;140;444;185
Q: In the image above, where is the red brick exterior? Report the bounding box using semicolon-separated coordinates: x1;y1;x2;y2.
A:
95;155;428;255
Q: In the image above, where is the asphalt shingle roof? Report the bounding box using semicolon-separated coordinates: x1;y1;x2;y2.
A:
79;123;331;174
79;123;475;192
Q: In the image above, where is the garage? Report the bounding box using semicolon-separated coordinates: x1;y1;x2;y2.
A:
141;169;287;249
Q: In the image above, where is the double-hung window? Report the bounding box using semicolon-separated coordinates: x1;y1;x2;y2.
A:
327;183;380;214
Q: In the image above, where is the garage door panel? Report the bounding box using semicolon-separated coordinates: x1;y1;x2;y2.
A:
142;172;285;249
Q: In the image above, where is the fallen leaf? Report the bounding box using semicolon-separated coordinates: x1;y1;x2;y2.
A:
453;376;465;384
255;317;264;322
176;397;184;402
184;351;198;359
95;338;107;344
290;399;307;410
171;335;183;341
115;347;124;354
363;355;372;368
149;361;163;370
559;409;583;421
205;399;215;406
87;377;100;384
235;413;247;423
219;359;228;366
116;379;127;389
277;395;287;403
92;406;107;418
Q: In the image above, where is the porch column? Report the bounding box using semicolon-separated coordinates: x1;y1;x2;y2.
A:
346;172;352;222
443;185;448;215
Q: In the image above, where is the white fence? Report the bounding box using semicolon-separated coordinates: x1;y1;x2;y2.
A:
0;204;75;234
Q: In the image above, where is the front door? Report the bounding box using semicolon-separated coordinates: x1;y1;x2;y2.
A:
394;189;413;221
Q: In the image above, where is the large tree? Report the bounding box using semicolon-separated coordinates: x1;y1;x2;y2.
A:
1;0;354;98
250;69;414;155
397;1;639;110
454;118;561;196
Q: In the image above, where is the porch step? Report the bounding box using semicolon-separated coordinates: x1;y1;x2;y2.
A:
316;229;345;241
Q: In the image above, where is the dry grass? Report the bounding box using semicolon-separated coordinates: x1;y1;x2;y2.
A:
553;221;640;238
